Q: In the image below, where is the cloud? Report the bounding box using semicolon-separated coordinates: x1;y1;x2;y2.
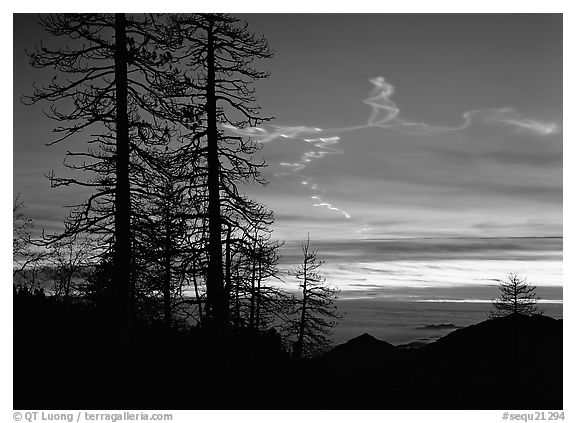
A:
363;76;400;126
278;236;562;265
477;108;560;136
224;76;561;236
362;78;560;137
338;284;563;302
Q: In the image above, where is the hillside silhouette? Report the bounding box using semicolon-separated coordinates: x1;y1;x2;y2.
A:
314;313;561;409
14;288;561;409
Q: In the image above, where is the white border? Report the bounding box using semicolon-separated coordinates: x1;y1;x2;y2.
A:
4;3;572;422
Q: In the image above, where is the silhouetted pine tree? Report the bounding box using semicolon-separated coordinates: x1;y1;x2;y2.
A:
168;13;274;330
285;235;342;359
24;13;187;405
489;273;542;318
25;13;187;318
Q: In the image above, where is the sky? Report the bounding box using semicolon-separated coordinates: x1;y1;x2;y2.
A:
12;14;563;300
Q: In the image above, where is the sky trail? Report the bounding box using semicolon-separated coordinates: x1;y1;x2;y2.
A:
222;75;560;234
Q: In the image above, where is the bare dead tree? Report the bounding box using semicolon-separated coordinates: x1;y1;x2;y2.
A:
130;148;204;327
23;13;186;320
169;13;274;330
23;13;188;405
48;234;97;302
13;195;52;292
225;223;290;332
284;235;342;359
13;195;37;278
13;195;33;265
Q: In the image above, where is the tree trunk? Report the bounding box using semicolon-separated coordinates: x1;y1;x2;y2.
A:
63;270;72;302
163;203;172;328
249;237;257;330
513;281;518;314
223;225;232;324
255;259;262;330
205;19;226;331
235;266;240;328
295;257;308;359
113;12;133;406
192;256;204;328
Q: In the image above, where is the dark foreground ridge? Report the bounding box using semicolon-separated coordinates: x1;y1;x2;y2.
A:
14;290;562;410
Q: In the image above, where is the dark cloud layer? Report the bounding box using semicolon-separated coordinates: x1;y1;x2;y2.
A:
279;237;562;265
338;284;562;302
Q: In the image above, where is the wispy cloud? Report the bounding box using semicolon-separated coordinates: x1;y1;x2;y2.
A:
227;76;561;238
278;236;562;265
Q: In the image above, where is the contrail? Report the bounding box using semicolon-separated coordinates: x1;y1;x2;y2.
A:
220;125;354;219
222;75;560;234
359;76;560;136
278;135;352;219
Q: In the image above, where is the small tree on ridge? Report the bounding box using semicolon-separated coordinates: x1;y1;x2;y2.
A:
489;273;542;318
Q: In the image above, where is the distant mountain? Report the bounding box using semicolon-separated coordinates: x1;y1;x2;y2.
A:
321;333;396;359
312;313;562;409
396;338;434;349
416;313;562;409
424;313;561;354
397;323;462;349
415;323;461;330
317;332;397;372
